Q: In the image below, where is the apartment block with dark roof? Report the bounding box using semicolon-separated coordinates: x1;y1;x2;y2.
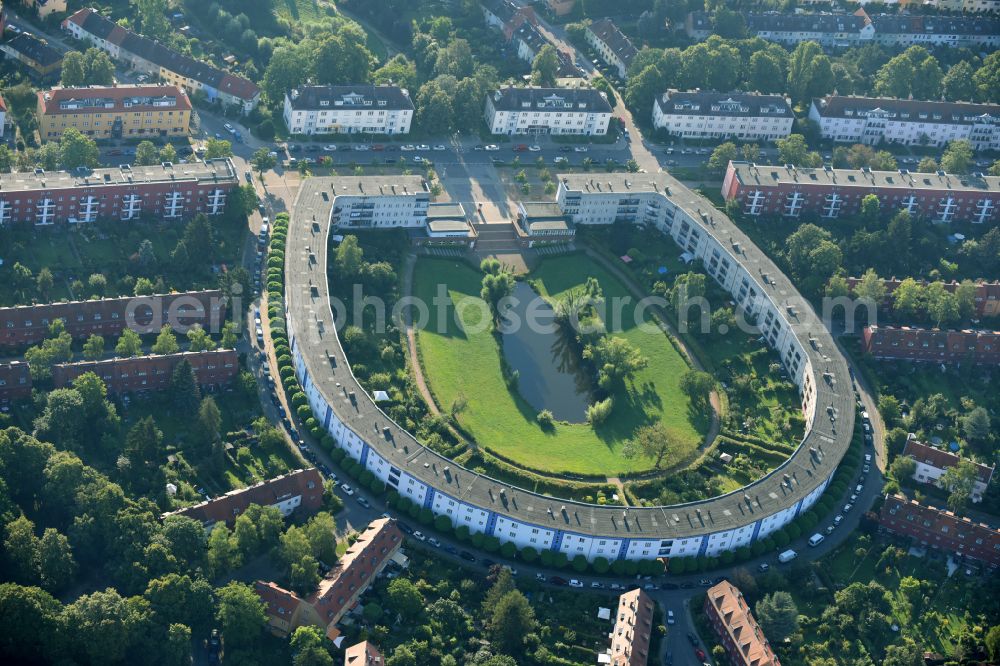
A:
256;518;404;640
485;86;612;136
844;277;1000;318
0;290;226;349
809;95;1000;152
63;8;259;112
607;588;654;666
902;437;994;502
653;90;794;142
861;326;1000;366
52;348;239;395
0;361;31;404
704;580;781;666
585;19;637;79
283;85;414;136
37;84;192;141
879;494;1000;568
721;161;1000;224
163;468;325;527
0;32;63;81
0;159;238;225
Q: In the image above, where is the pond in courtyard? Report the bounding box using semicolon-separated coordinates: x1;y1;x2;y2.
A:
498;281;594;422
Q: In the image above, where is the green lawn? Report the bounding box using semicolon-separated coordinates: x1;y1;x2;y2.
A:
413;255;705;476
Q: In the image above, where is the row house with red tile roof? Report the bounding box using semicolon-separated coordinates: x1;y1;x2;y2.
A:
902;437;994;503
845;277;1000;319
0;290;226;349
705;580;781;666
861;325;1000;365
256;518;404;640
879;494;1000;568
607;588;654;666
722;161;1000;225
63;8;260;113
52;348;238;395
163;468;325;527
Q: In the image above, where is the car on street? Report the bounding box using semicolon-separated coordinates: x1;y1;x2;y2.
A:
559;146;572;152
416;144;430;151
863;464;871;473
535;573;546;582
322;144;337;151
554;156;569;164
758;563;770;572
665;652;673;666
444;544;458;554
844;503;853;512
411;531;427;542
826;524;836;535
573;146;588;152
590;581;603;589
667;610;675;625
427;537;442;548
401;144;416;151
568;579;584;588
353;144;370;151
397;523;414;535
433;144;447;151
340;484;354;496
459;550;476;562
687;632;699;646
484;144;500;151
699;578;712;586
356;496;371;509
695;648;706;661
224;123;235;133
550;576;568;586
327;471;338;483
528;145;541;152
643;583;655;590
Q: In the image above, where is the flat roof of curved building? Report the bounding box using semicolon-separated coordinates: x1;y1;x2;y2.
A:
285;174;853;539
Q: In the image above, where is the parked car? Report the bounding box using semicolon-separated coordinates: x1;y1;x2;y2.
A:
412;531;427;542
590;581;603;589
844;503;853;512
863;464;871;473
340;484;354;496
433;144;447;151
550;576;568;586
459;550;476;562
758;563;770;572
695;648;706;661
444;544;457;555
356;496;371;509
528;145;541;152
687;632;699;646
536;573;546;582
322;144;337;152
573;146;588;153
427;537;441;548
397;523;414;535
400;144;416;151
667;610;676;625
568;579;584;588
484;144;500;151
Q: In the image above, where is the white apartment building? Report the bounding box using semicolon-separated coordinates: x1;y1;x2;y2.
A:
283;85;414;136
809;95;1000;151
484;87;612;136
903;438;994;503
328;176;429;230
653;90;794;142
585;18;637;79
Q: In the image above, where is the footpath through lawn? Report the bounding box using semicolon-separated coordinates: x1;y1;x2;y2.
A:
412;254;705;477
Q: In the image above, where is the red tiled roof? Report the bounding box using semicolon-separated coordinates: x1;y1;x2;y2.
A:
38;84;192;115
903;439;994;485
344;640;383;666
163;468;324;526
879;494;1000;567
705;580;781;666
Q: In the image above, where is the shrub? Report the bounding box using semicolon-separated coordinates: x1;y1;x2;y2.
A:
520;546;538;563
483;536;501;553
358;470;375;486
455;525;471;542
500;542;517;559
553;552;569;569
536;409;554;428
592;557;610;574
637;559;661;576
586;397;614;425
735;546;752;562
470;532;485;548
434;515;453;533
407;502;421;519
786;523;802;540
418;508;433;525
368;478;384;494
321;435;335;450
539;550;554;567
386;489;400;506
329;448;346;464
571;555;588;572
670;558;688;574
772;530;790;548
720;550;735;565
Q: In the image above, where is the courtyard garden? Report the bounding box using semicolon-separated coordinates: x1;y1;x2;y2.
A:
412;253;706;477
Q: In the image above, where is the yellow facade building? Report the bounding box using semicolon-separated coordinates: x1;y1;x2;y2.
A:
37;84;192;142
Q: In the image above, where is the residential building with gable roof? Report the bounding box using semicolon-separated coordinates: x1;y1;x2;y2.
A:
163;468;325;527
902;437;994;502
704;580;781;666
585;19;638;79
283;85;414;136
861;326;1000;365
344;641;383;666
606;588;654;666
256;517;404;639
844;276;1000;318
52;349;239;395
484;86;612;136
878;494;1000;568
62;8;260;112
37;84;192;141
653;90;793;142
0;32;63;81
809;95;1000;152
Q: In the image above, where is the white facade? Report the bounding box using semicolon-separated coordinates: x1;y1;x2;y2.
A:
653;92;794;142
585;19;637;79
329;177;429;230
809;97;1000;151
283;86;414;136
910;460;991;503
484;87;612;136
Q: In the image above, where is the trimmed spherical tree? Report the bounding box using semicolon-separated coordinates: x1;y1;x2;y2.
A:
418;508;433;525
500;542;517;559
434;514;453;533
470;532;485;548
520;546;538;563
455;525;470;542
592;557;610;574
483;536;501;553
539;549;554;567
571;555;588;573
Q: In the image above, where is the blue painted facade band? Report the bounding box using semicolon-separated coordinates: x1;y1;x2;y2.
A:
422;486;436;510
697;537;709;557
750;518;762;543
322;405;332;430
550;530;564;552
359;443;370;467
484;511;498;536
616;539;631;561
